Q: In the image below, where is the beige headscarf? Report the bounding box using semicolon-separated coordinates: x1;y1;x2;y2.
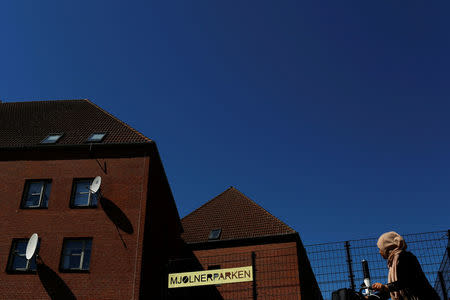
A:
377;231;407;300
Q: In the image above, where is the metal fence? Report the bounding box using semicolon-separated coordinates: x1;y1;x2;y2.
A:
305;230;449;300
435;236;449;300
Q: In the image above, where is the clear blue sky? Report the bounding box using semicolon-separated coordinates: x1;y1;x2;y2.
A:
1;1;449;244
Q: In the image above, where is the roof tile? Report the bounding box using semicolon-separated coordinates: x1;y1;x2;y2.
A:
181;187;295;243
0;99;151;148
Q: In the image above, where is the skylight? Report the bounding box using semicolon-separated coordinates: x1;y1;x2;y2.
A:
208;229;222;240
86;133;106;143
41;134;63;144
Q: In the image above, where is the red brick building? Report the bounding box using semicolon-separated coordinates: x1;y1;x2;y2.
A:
0;100;183;299
0;99;321;299
171;187;323;300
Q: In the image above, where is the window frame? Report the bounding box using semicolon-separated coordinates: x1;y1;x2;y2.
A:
59;237;93;273
70;178;98;209
86;132;107;143
40;133;64;144
208;228;222;241
20;179;52;209
6;238;40;274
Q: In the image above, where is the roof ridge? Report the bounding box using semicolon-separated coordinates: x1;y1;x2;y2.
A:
182;186;295;233
0;99;152;147
181;187;297;243
84;99;152;143
230;188;296;233
182;186;235;220
1;99;88;104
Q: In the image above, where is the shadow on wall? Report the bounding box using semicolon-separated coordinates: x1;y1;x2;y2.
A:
37;258;76;300
100;196;134;234
296;236;324;300
139;143;223;299
166;245;224;300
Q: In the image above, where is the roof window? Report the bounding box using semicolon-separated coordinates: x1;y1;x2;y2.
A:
208;229;222;241
41;134;63;144
86;133;106;143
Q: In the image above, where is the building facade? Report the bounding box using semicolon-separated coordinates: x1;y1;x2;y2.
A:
170;187;323;299
0;100;321;299
0;100;182;299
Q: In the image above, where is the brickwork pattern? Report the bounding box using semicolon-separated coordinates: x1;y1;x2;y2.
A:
0;156;148;300
168;242;302;300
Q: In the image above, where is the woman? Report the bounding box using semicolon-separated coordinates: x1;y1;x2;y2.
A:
371;231;440;300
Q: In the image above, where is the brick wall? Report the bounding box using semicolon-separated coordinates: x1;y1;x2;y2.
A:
167;241;302;300
0;155;149;299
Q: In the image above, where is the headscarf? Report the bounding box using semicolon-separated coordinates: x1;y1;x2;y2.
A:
377;231;407;300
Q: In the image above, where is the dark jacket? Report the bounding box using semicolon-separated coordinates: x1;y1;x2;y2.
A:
381;251;440;300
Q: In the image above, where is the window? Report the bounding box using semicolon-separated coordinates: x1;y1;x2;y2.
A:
41;133;63;144
7;239;40;273
60;238;92;272
71;179;98;208
21;180;51;208
86;133;106;143
208;229;222;240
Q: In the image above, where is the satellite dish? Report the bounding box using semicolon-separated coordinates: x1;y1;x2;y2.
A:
26;233;38;260
90;176;102;194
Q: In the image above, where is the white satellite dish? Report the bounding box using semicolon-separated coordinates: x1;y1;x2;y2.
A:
26;233;39;260
90;176;102;194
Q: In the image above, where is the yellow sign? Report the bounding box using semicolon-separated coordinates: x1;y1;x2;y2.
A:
168;266;253;288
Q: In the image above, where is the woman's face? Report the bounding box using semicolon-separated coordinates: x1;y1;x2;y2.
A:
379;248;389;259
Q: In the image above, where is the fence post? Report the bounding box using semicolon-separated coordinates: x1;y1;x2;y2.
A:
252;252;257;300
345;241;356;290
437;271;447;300
443;230;450;299
447;229;450;251
437;230;450;299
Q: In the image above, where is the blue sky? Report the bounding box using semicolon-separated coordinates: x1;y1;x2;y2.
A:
1;1;449;244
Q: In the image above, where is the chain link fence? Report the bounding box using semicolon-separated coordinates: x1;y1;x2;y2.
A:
305;230;449;300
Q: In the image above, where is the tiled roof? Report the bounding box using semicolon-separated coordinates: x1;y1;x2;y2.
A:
181;187;296;243
0;99;151;148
